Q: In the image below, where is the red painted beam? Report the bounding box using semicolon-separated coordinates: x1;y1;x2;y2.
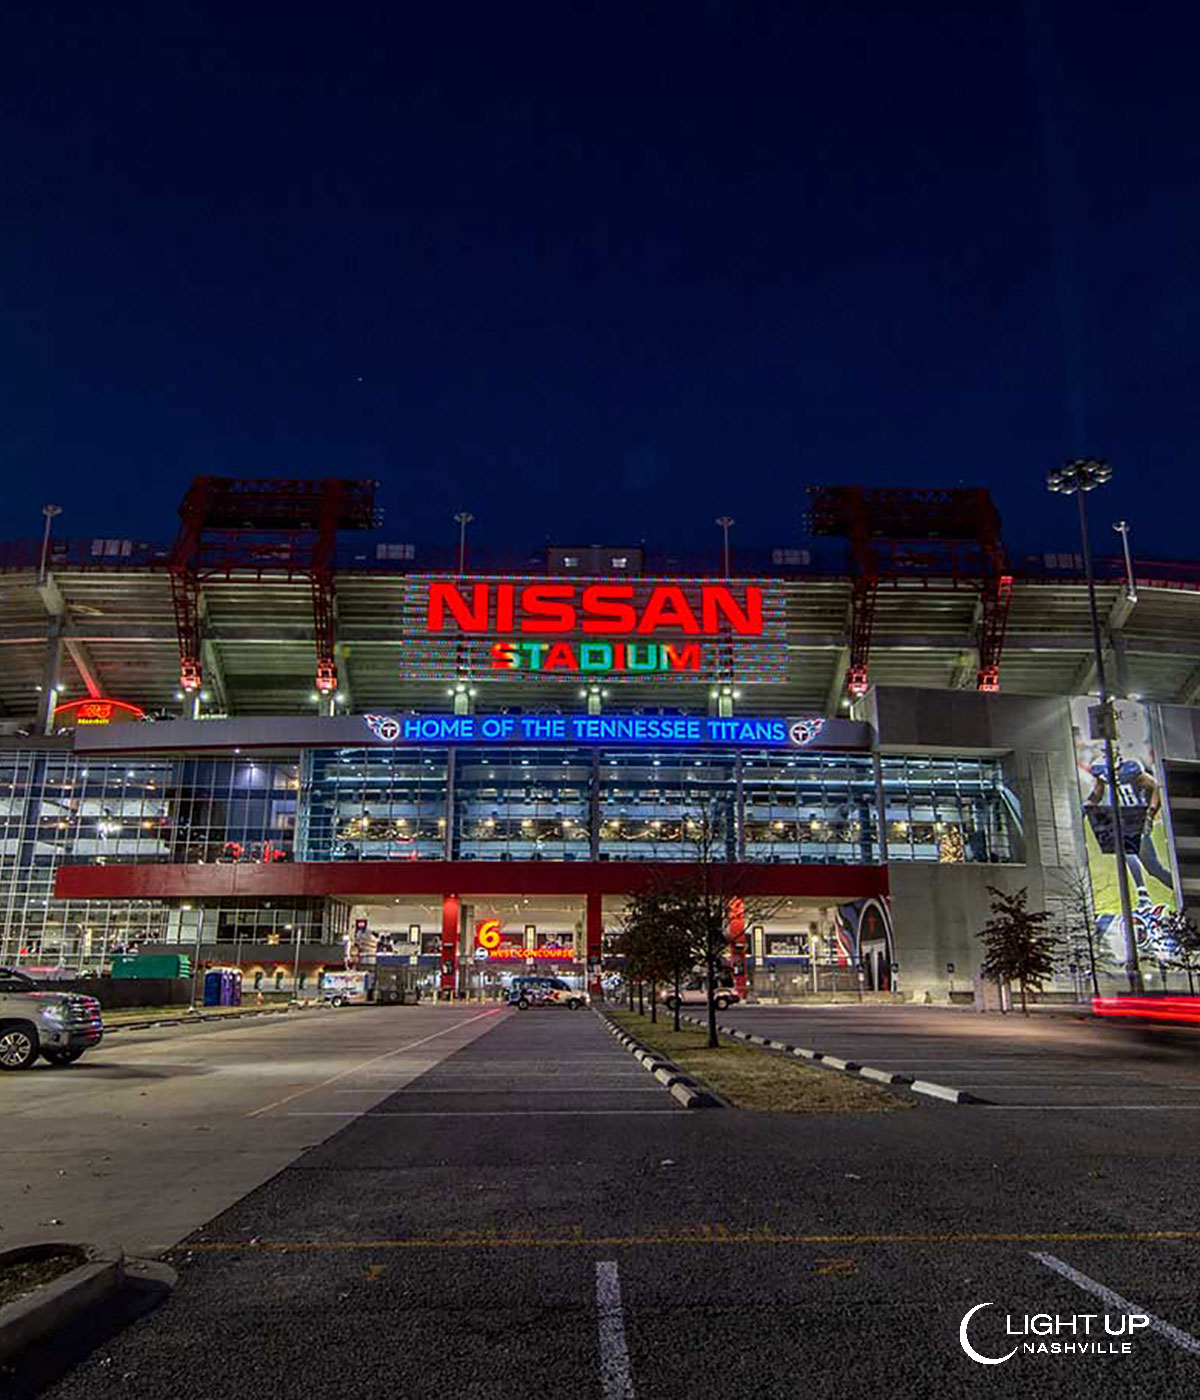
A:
55;860;888;902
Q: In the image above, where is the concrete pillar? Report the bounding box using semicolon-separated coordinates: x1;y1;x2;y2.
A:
729;897;747;998
586;892;603;996
440;894;460;999
38;624;63;733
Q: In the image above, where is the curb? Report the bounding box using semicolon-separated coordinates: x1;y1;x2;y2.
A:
0;1245;123;1364
104;1004;330;1033
678;1013;982;1105
595;1010;720;1108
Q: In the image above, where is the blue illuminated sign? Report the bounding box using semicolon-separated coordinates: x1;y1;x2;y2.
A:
364;713;833;749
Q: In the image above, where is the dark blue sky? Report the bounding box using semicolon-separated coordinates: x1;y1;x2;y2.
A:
3;2;1196;562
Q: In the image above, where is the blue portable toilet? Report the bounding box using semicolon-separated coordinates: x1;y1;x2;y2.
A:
202;969;224;1006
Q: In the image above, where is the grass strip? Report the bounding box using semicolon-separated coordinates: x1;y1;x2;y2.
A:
608;1008;908;1114
0;1253;80;1308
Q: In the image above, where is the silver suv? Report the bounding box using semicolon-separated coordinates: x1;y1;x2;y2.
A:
0;967;104;1070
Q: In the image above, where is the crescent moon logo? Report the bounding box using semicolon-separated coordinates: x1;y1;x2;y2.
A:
959;1302;1017;1366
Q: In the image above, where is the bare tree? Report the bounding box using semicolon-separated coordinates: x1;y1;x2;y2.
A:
1046;864;1117;998
645;801;785;1048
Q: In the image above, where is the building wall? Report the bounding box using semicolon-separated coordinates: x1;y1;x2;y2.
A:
870;687;1085;996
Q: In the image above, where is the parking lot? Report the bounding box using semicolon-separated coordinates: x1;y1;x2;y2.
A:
711;1004;1200;1109
11;1003;1200;1399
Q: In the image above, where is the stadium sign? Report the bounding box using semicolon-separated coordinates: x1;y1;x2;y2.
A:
365;713;835;749
399;576;788;684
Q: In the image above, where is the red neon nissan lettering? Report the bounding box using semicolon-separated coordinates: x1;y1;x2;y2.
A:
518;584;576;633
427;582;490;631
425;582;764;636
636;586;700;634
580;584;638;634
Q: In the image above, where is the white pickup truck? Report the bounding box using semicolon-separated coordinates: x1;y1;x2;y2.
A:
0;967;104;1070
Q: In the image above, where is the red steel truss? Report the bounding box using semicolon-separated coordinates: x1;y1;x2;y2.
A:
167;477;379;695
807;487;1013;697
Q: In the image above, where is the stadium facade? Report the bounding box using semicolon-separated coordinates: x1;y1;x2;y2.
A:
2;479;1199;1000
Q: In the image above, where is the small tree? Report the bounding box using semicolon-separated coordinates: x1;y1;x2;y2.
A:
621;889;700;1032
977;886;1059;1015
1162;910;1200;994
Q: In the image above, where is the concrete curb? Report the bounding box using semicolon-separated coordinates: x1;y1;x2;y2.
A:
104;1004;331;1033
0;1245;124;1364
909;1079;980;1104
678;1013;981;1105
595;1009;720;1109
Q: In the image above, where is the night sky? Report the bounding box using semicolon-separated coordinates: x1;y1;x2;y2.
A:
3;3;1196;564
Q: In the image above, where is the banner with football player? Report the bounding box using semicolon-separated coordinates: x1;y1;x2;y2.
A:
1070;697;1178;963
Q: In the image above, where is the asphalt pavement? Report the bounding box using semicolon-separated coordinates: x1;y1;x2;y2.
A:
25;1003;1200;1400
711;1003;1200;1108
0;1003;501;1255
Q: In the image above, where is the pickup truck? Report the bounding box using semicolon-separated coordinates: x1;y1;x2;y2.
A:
0;966;104;1070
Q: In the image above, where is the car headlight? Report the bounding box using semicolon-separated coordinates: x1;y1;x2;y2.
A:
41;1004;66;1024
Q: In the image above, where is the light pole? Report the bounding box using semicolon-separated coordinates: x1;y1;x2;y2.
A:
715;517;735;578
1113;520;1137;604
291;922;303;1004
39;505;62;582
454;512;474;575
1047;458;1142;992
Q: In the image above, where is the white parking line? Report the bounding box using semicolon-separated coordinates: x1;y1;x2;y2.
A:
1032;1252;1200;1356
247;1010;499;1117
596;1260;635;1399
986;1105;1200;1111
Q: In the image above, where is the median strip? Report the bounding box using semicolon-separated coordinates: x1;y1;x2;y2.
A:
677;1013;980;1105
606;1009;904;1113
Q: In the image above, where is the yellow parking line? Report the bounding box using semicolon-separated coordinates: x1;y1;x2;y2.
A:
179;1227;1200;1253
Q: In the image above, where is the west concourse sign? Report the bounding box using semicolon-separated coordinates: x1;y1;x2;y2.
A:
363;713;871;751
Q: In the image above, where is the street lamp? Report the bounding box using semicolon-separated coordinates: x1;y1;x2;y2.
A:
39;505;62;582
1046;458;1141;992
1113;519;1137;604
715;517;735;579
453;512;474;575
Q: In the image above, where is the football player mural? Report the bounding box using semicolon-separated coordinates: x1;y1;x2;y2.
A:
1070;698;1178;964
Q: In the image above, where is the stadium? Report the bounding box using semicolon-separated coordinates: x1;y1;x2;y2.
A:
2;476;1198;1001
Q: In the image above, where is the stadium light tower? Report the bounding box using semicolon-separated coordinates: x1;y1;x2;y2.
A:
1046;458;1141;992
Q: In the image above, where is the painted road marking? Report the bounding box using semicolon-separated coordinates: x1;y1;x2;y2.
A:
246;1010;501;1117
333;1086;663;1095
596;1261;635;1400
285;1109;685;1118
179;1228;1200;1253
1032;1252;1200;1357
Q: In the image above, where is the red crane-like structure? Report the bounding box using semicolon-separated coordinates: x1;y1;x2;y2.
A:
168;477;380;697
806;486;1013;698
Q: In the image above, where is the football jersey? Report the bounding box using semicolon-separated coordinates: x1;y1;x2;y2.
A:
1090;758;1151;806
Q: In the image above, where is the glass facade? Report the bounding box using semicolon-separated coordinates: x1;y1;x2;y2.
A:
0;740;1021;966
879;755;1019;864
